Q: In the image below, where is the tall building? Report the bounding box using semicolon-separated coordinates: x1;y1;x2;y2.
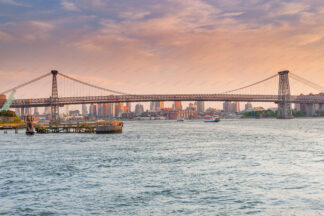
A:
126;102;131;112
135;104;144;115
97;104;104;118
223;101;231;113
89;104;94;116
103;103;112;119
150;102;156;112
156;101;164;111
33;107;39;115
82;104;88;116
110;103;115;117
89;104;97;116
245;102;253;111
223;101;240;113
189;103;197;111
120;103;125;114
24;107;32;115
232;102;240;113
115;103;124;117
174;101;182;111
195;101;204;113
93;104;97;116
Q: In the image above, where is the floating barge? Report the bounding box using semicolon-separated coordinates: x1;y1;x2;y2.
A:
35;121;123;134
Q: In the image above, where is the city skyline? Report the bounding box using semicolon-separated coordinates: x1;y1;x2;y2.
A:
1;0;324;98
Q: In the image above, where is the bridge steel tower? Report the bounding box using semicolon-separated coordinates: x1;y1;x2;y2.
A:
277;70;293;119
50;70;59;121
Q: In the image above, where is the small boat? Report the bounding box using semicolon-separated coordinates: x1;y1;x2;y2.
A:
95;120;123;134
177;119;184;122
204;115;220;122
25;115;35;135
26;131;35;135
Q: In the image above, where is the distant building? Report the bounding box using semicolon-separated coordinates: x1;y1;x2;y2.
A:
195;101;204;113
115;103;125;117
167;109;198;120
156;101;164;111
97;104;104;118
124;105;130;113
223;101;231;113
232;102;240;113
150;101;164;112
223;101;240;113
126;102;131;112
82;104;88;116
24;107;32;115
110;103;115;117
245;102;253;111
69;110;80;116
89;104;97;116
174;101;182;111
33;107;39;115
150;102;157;112
188;103;197;111
135;104;144;115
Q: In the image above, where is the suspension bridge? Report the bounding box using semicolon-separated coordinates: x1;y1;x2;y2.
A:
1;70;324;119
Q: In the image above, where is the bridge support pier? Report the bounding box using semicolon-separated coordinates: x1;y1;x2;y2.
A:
50;70;59;121
277;70;293;119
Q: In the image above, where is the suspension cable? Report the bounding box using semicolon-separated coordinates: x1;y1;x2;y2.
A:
221;74;278;94
0;72;52;95
58;72;129;95
290;72;324;93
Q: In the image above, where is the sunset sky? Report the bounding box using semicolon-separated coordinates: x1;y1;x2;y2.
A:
1;0;324;99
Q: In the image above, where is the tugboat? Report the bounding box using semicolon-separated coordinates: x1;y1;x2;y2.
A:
95;120;123;133
25;115;35;135
204;115;220;122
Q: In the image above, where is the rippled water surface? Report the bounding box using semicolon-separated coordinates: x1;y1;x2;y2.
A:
0;119;324;215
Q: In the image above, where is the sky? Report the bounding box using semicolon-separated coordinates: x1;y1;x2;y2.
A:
1;0;324;100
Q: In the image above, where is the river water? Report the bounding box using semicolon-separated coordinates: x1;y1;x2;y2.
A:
0;119;323;215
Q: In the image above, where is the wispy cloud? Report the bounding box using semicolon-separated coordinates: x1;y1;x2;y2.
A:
61;0;78;11
0;30;11;41
0;0;28;7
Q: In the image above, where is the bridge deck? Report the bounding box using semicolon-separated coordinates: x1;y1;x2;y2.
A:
9;94;324;107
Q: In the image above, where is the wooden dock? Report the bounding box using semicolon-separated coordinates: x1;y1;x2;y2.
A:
0;123;25;130
35;122;97;133
1;121;123;134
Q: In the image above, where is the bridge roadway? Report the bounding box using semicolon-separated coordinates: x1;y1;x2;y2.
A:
10;94;324;108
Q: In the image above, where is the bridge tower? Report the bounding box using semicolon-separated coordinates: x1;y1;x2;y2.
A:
51;70;59;120
277;70;293;119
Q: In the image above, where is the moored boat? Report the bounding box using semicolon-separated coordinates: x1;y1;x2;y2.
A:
25;115;35;135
